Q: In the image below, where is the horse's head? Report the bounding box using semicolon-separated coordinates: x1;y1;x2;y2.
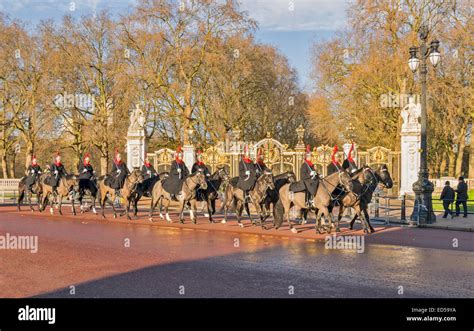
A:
338;169;354;193
286;171;296;183
193;170;208;190
377;164;393;189
65;175;79;192
260;170;275;190
215;167;230;182
130;169;145;186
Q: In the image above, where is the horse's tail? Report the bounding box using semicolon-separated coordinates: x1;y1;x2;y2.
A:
273;198;285;229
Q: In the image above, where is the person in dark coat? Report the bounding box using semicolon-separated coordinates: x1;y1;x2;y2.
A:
255;148;270;177
342;143;358;174
24;155;42;193
327;145;343;175
191;150;211;177
192;149;211;202
77;153;96;196
300;145;319;207
440;181;455;218
49;152;67;193
162;146;189;198
454;176;468;218
25;155;42;193
141;157;158;180
237;145;257;200
105;150;130;193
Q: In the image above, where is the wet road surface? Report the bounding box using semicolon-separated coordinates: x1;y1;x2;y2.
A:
0;206;473;298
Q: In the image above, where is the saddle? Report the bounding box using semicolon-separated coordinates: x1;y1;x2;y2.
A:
230;176;239;187
289;180;306;193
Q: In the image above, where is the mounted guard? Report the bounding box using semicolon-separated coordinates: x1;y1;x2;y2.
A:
255;148;270;176
327;145;343;175
47;152;67;195
141;157;158;180
236;144;257;201
289;145;319;208
24;155;42;193
105;149;130;195
342;143;358;174
191;149;211;177
162;146;190;200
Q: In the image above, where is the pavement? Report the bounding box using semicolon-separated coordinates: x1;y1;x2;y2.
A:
0;204;473;298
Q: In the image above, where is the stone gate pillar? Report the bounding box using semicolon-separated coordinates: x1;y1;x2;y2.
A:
126;104;147;170
183;145;194;173
399;98;421;196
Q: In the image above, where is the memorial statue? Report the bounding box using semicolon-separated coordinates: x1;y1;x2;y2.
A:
401;97;421;131
128;104;145;132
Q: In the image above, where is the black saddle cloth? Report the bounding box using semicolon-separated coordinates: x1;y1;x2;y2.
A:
230;177;239;187
289;180;306;193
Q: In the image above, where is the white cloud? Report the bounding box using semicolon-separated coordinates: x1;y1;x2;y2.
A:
239;0;350;31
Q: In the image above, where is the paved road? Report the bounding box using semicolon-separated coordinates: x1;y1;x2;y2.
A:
0;207;473;298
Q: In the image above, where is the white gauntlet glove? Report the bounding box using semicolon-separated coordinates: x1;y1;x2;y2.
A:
177;168;182;173
116;169;121;174
54;170;58;175
31;170;35;174
245;170;250;176
310;171;316;177
83;169;88;173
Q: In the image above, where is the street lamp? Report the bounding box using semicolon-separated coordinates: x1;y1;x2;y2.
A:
408;25;440;225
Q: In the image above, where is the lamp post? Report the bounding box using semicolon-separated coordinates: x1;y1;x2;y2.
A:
408;25;440;225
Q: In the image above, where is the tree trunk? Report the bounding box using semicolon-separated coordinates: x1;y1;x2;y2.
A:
100;152;109;176
8;153;16;178
24;140;34;172
182;80;192;145
1;151;8;178
470;123;474;178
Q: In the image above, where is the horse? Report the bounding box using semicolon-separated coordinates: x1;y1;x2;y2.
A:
77;177;99;215
222;170;275;228
38;174;79;215
190;167;229;223
337;164;393;233
97;169;144;219
17;176;42;212
127;172;168;218
261;171;296;220
148;170;208;224
273;169;354;234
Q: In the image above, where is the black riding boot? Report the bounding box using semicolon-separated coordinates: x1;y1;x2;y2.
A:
306;192;314;209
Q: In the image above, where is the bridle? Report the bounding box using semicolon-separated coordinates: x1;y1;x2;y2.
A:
320;170;354;202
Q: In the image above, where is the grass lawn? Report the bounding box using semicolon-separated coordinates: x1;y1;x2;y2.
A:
432;189;474;213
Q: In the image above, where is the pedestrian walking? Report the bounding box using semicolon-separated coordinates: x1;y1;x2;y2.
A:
454;176;469;218
440;181;455;218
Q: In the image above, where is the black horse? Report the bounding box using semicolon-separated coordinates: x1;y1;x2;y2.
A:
77;177;99;215
261;171;296;220
192;167;229;223
17;176;42;211
128;172;168;218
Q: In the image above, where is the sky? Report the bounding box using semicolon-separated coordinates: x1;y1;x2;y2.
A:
0;0;351;90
